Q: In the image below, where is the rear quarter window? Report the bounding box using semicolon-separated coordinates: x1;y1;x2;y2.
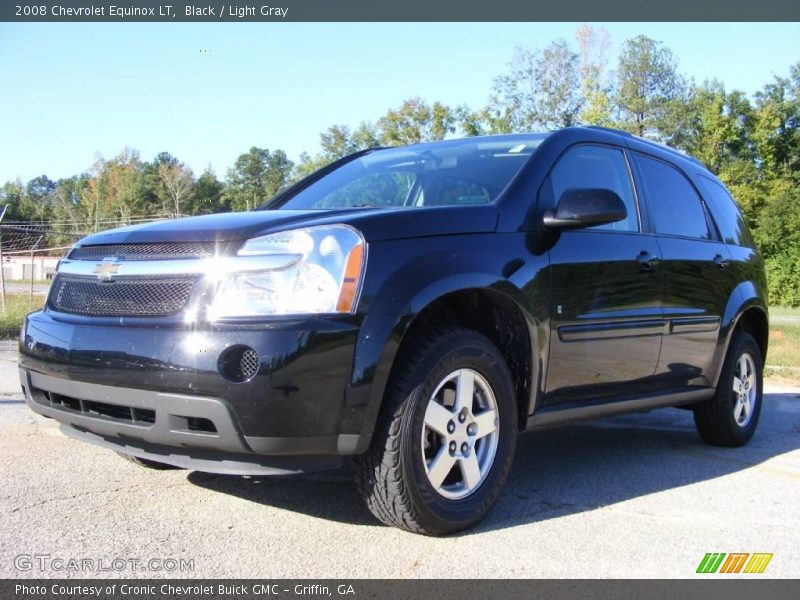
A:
634;153;710;240
696;175;755;248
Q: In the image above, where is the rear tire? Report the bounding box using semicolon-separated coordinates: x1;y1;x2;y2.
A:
352;327;517;535
117;452;182;470
693;331;763;447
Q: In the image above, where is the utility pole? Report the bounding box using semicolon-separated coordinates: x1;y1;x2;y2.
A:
0;204;8;314
29;234;43;302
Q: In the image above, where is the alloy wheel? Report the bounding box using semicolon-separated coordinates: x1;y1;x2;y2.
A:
420;368;500;500
732;352;757;427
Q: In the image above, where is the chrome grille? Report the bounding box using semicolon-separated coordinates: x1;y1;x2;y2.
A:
49;275;194;317
69;242;215;261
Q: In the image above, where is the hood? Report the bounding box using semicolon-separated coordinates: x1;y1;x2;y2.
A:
75;205;499;247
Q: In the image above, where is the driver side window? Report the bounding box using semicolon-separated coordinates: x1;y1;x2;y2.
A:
548;145;639;232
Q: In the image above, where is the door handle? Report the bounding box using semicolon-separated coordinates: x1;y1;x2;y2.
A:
713;254;730;269
637;251;661;270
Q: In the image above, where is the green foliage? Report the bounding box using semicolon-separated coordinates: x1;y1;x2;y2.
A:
752;190;800;306
615;35;685;137
376;98;457;145
490;41;582;132
223;147;294;211
576;26;614;126
190;169;226;214
0;294;45;339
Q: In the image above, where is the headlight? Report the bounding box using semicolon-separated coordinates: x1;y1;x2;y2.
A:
208;225;365;318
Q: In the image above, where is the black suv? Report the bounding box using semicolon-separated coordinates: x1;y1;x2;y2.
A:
20;127;768;535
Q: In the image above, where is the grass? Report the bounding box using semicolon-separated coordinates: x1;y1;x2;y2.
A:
771;306;800;318
0;294;45;339
766;308;800;382
5;278;52;286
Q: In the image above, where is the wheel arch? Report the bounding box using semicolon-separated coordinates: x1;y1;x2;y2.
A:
713;282;769;387
732;306;769;365
377;284;540;433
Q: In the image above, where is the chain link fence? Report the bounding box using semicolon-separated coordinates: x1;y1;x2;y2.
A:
0;213;178;338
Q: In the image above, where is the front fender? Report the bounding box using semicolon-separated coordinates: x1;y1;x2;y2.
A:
340;233;549;445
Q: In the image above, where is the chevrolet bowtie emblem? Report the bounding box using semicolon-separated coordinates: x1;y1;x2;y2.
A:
93;257;121;280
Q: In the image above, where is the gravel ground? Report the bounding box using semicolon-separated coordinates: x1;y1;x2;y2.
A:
1;341;798;579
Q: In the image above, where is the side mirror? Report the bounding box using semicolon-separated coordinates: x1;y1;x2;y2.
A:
542;188;628;230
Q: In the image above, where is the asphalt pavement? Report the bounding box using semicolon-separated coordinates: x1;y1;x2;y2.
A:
1;340;798;578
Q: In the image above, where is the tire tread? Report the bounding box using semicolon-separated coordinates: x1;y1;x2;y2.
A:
352;326;490;535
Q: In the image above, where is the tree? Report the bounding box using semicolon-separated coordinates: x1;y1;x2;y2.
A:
224;147;294;211
262;149;294;198
575;25;613;126
50;176;90;243
189;168;225;214
20;175;56;221
318;125;360;160
752;189;800;306
0;180;25;220
376;98;457;145
616;35;685;137
156;157;194;216
752;63;800;181
103;148;150;221
80;156;108;232
670;82;754;173
490;40;582;132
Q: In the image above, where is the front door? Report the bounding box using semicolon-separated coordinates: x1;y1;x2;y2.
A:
541;144;664;404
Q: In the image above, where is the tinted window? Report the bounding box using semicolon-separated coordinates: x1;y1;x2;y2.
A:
422;177;491;207
635;155;710;239
696;175;754;247
548;145;639;232
314;171;416;208
276;136;547;209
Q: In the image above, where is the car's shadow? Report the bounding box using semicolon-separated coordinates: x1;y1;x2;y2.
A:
188;391;800;534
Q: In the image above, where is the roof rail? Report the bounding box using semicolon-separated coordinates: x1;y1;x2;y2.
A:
584;125;704;167
585;126;633;137
633;136;705;167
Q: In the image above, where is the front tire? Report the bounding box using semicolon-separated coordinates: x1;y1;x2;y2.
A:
352;327;517;535
693;331;763;447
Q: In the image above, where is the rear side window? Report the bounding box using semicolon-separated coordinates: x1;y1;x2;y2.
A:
547;145;639;232
635;154;710;240
696;175;754;247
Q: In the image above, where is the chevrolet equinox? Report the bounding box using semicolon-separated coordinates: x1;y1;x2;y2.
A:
20;127;768;535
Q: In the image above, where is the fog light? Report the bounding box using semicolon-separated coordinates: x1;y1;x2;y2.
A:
219;345;260;383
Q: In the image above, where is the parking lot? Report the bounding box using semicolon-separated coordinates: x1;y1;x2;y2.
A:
1;340;798;578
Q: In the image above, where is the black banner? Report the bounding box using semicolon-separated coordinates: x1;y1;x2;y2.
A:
2;0;800;22
3;580;800;600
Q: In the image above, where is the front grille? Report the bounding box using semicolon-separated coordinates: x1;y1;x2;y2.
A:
49;275;194;317
69;242;216;261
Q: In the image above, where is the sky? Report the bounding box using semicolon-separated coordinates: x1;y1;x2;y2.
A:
1;22;798;183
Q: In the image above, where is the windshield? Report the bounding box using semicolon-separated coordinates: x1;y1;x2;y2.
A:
274;135;547;210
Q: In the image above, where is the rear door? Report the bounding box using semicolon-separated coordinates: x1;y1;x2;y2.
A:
632;153;736;389
543;144;664;405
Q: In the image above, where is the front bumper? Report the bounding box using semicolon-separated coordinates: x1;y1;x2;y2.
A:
21;369;357;474
19;309;378;474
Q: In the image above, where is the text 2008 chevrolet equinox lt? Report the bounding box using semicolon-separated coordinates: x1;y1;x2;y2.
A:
20;127;768;535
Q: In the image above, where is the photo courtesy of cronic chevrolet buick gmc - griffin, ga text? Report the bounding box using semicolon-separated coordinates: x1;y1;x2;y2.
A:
20;127;768;535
